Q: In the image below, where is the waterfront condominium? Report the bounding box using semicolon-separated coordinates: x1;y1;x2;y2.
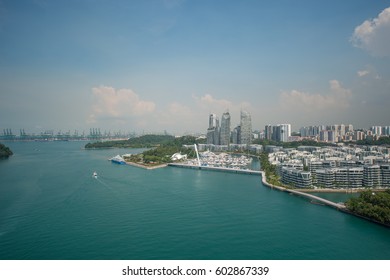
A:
220;111;231;146
240;110;252;146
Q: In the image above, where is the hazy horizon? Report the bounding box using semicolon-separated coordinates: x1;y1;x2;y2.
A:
1;0;390;135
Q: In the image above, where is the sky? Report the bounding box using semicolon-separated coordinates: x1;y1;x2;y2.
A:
0;0;390;135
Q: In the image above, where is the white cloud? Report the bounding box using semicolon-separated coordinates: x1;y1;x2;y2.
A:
356;66;382;80
88;86;155;123
193;94;252;114
280;80;352;111
351;7;390;57
357;70;369;77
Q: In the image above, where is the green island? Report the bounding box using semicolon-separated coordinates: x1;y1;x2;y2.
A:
0;143;13;159
345;190;390;226
0;143;13;158
85;134;204;166
85;134;176;149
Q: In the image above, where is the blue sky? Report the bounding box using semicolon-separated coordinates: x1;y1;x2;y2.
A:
1;0;390;134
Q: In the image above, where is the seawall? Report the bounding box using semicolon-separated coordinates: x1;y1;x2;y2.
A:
168;163;261;176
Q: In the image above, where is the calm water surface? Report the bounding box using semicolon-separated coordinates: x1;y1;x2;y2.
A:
1;141;389;260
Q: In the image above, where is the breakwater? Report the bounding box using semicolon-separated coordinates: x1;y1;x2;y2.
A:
168;163;262;175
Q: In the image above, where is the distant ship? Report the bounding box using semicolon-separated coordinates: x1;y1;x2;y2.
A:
109;155;126;165
93;171;98;178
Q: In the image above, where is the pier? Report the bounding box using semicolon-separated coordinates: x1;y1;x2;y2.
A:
168;163;262;175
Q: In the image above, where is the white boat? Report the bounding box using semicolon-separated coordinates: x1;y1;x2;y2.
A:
93;171;98;178
109;155;126;165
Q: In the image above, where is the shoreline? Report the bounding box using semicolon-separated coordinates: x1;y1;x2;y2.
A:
297;188;389;193
259;171;346;210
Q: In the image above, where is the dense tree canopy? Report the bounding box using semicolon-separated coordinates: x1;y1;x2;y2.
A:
355;136;390;146
346;190;390;226
85;134;176;149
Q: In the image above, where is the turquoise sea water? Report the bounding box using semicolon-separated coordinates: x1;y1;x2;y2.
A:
0;141;390;260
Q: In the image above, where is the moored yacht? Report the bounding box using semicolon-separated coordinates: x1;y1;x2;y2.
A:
109;155;126;165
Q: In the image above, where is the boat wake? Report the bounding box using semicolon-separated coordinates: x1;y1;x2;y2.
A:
96;177;109;188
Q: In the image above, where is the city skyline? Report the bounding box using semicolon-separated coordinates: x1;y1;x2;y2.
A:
1;1;390;134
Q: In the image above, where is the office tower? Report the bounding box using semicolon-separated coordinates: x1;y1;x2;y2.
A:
240;110;252;145
220;111;231;145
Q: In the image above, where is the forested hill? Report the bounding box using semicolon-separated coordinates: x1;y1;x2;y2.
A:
0;143;13;158
85;134;206;149
85;134;176;149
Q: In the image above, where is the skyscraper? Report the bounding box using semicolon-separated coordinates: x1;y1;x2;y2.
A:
220;111;231;145
240;110;252;145
207;113;220;145
232;125;241;144
265;125;273;140
279;124;291;142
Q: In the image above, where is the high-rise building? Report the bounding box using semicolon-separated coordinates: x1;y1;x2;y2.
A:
339;124;346;136
207;113;220;145
209;114;218;129
371;126;382;136
220;111;231;145
232;125;240;144
320;130;328;142
328;130;336;142
279;124;291;142
272;126;280;142
265;125;273;140
240;110;252;145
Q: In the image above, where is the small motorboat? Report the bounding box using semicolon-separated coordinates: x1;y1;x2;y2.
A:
93;171;98;178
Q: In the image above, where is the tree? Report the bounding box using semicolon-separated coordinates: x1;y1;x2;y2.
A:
0;143;13;158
